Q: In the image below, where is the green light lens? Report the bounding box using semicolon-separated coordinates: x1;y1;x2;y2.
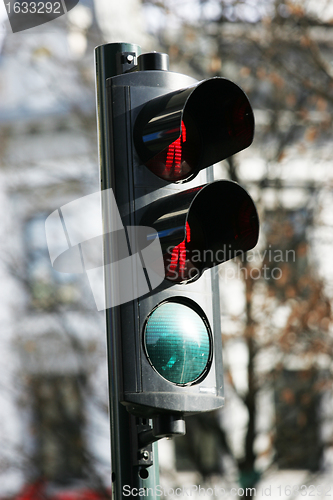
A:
144;301;211;385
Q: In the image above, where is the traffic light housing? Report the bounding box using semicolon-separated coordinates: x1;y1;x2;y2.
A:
99;46;259;418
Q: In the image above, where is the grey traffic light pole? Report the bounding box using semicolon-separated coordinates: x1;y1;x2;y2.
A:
94;41;258;499
94;42;160;500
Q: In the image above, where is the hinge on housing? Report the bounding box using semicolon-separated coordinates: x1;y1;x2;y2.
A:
116;51;138;75
132;418;153;467
132;414;186;468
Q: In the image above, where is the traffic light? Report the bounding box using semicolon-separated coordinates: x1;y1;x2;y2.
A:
99;46;259;418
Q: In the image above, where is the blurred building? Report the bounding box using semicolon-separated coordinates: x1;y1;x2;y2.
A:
0;1;109;496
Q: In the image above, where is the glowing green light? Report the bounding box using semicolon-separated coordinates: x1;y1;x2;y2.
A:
144;301;211;385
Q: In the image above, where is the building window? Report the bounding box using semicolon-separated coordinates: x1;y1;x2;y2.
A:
25;214;82;309
30;375;86;483
274;369;323;471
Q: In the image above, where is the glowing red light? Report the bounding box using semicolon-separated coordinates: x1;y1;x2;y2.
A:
165;122;186;178
146;120;197;182
166;221;191;282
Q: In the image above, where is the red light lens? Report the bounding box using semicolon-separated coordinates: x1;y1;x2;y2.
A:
162;181;259;284
165;221;201;283
145;118;201;182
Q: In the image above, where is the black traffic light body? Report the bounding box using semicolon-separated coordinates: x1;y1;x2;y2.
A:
103;51;258;418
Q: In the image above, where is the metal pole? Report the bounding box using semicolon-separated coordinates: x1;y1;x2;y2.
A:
94;42;160;500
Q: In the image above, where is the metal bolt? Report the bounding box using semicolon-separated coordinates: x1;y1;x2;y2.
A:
142;450;149;461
